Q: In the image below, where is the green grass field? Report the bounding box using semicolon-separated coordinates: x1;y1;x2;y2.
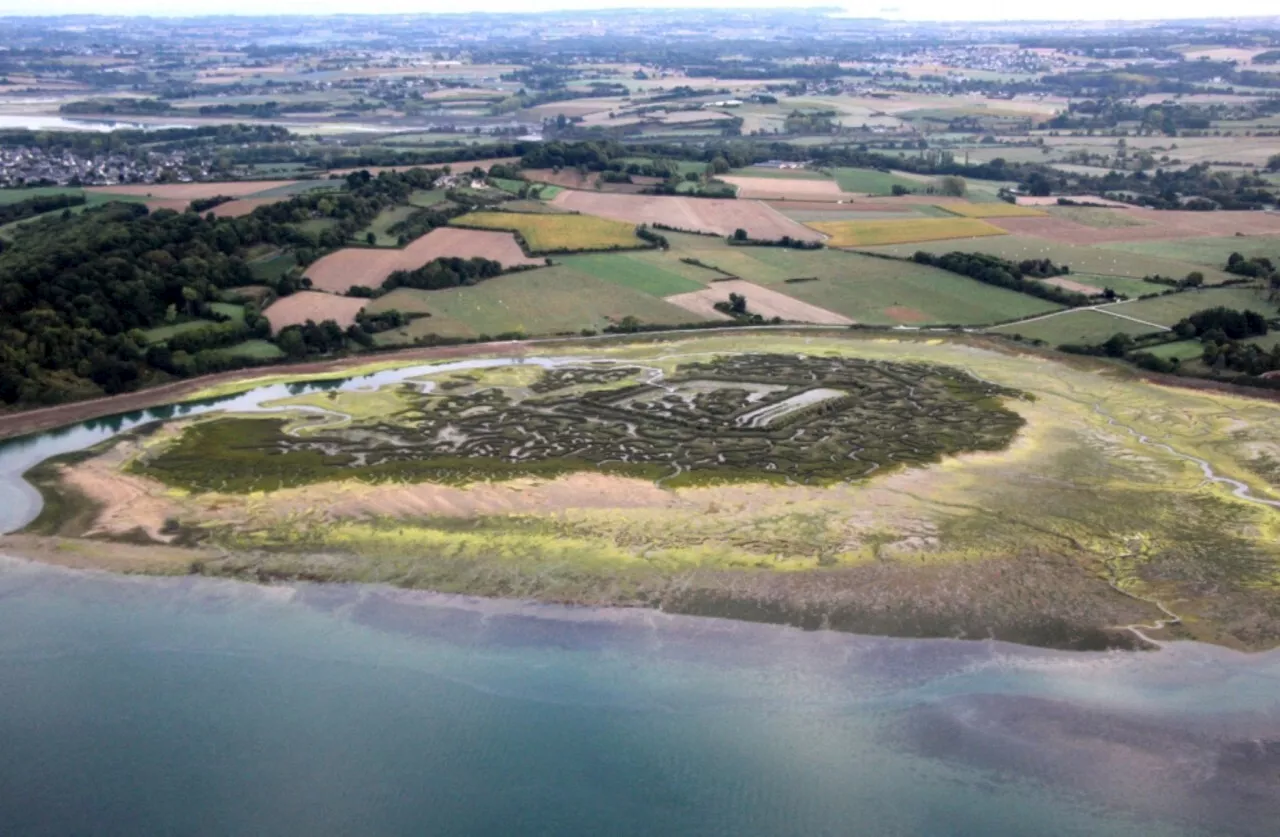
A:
556;252;707;296
1098;235;1280;267
364;266;707;342
988;310;1161;345
1143;340;1207;361
1098;286;1277;326
209;340;285;361
248;250;297;282
140;319;219;343
0;186;87;204
1067;274;1166;298
209;302;246;323
737;248;1061;325
831;168;921;195
865;235;1234;282
246;180;341;198
408;189;448;208
451;211;644;253
354;205;419;246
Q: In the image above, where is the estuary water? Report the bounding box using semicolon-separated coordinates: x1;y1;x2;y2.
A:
0;559;1277;837
1;356;1278;835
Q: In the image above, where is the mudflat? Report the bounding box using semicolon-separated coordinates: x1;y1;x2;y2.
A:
7;333;1280;651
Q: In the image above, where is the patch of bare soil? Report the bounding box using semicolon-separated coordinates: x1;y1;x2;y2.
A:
1041;276;1105;295
88;180;296;199
263;291;367;330
551;191;823;242
719;176;852;201
305;228;541;293
883;306;931;323
664;279;854;325
58;441;180;541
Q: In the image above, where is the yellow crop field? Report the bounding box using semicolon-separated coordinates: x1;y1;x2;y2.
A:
450;211;644;253
807;217;1008;247
934;201;1047;218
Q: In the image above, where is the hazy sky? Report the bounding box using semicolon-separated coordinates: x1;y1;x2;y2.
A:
1;0;1276;21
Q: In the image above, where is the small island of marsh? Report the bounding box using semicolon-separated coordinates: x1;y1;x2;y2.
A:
8;333;1280;652
133;353;1026;492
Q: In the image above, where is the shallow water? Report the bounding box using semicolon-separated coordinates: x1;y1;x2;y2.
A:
0;558;1276;836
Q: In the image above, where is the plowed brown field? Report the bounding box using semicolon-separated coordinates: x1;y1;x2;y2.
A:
718;176;851;201
263;291;367;330
304;228;542;293
550;191;823;242
88;180;297;199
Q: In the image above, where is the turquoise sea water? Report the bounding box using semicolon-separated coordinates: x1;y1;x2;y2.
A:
0;558;1276;837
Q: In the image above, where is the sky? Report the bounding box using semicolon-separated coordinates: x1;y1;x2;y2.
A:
1;0;1277;21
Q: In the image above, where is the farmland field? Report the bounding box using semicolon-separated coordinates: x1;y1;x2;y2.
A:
831;168;921;195
353;205;419;246
664;279;853;324
864;235;1234;281
305;228;541;293
717;175;850;201
1098;235;1280;267
556;252;707;296
210;340;286;361
987;310;1162;345
85;180;298;200
363;266;706;341
1097;286;1277;326
450;210;645;253
1143;340;1207;361
807;217;1006;247
549;190;822;242
263;291;366;330
1045;206;1147;228
936;201;1046;218
140;319;219;343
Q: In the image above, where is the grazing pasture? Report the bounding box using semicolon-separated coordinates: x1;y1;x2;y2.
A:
549;191;822;242
742;249;1061;325
1097;287;1276;326
263;291;366;330
1098;235;1280;267
865;235;1234;281
304;228;540;293
830;168;921;195
556;252;707;296
987;310;1162;345
364;266;706;341
450;210;644;253
807;216;1006;247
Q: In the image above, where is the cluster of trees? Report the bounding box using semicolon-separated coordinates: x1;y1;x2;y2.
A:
1225;253;1277;280
189;195;234;213
0;202;269;403
378;256;506;294
909;251;1089;307
1173;306;1269;341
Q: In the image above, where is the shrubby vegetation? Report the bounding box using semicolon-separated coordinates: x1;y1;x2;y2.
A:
909;251;1089;307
